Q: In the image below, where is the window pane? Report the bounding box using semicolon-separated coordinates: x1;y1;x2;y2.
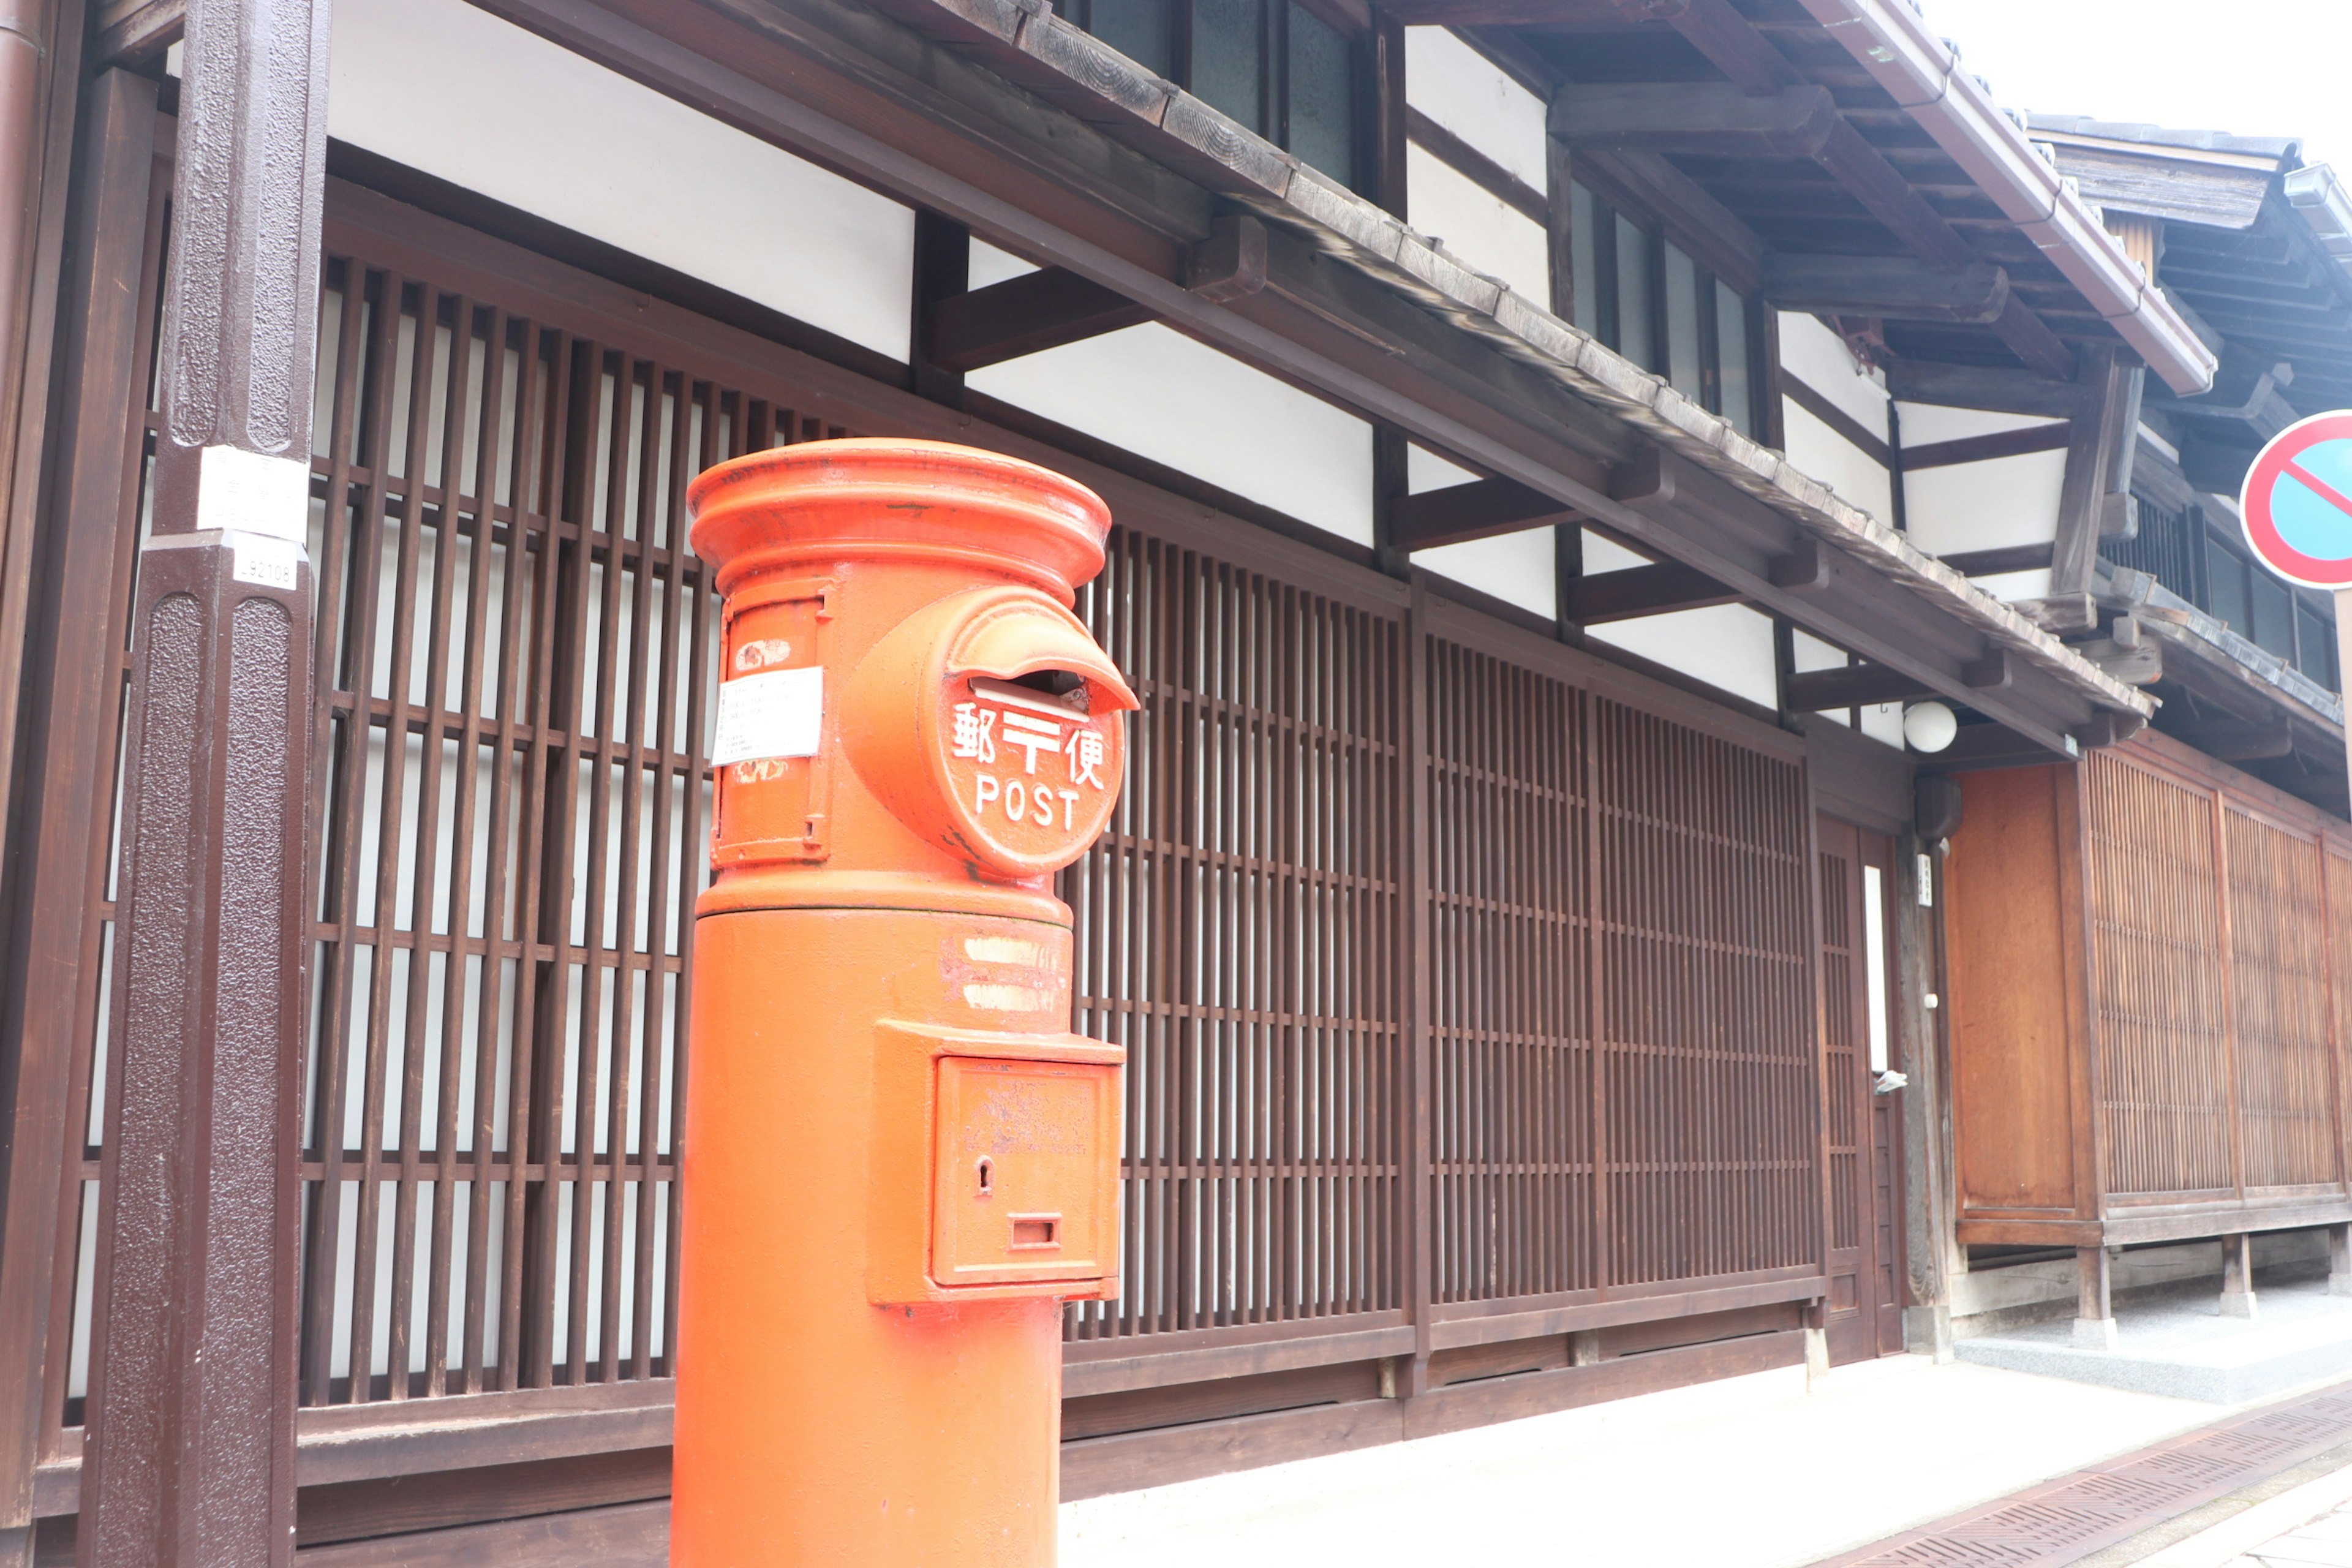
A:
2205;536;2249;634
1716;280;1751;435
2297;600;2334;685
1571;183;1599;335
2252;571;2295;660
1193;0;1264;132
1093;0;1174;76
1665;242;1702;403
1615;218;1653;371
1286;2;1352;184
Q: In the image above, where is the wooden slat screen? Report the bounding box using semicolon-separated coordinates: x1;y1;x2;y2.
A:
45;198;1839;1449
1820;844;1860;1254
2084;752;2235;1197
2223;809;2337;1191
1061;533;1408;1340
2082;747;2347;1203
1594;702;1816;1286
1411;630;1817;1310
1425;642;1591;1305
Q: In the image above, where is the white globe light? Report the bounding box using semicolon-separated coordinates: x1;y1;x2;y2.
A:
1902;700;1958;754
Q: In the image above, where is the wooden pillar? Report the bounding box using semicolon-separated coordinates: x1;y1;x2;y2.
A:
2329;1224;2352;1297
0;67;156;1568
76;2;327;1566
2220;1233;2258;1319
2073;1246;2117;1351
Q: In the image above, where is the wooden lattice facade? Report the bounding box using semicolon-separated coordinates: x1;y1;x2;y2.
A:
1948;733;2352;1250
0;167;1902;1548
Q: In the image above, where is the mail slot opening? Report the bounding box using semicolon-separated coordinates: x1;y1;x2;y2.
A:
974;672;1090;715
1009;1216;1059;1250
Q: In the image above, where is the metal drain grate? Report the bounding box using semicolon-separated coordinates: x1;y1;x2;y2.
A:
1815;1385;2352;1566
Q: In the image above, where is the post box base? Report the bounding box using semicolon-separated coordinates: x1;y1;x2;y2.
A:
675;906;1082;1567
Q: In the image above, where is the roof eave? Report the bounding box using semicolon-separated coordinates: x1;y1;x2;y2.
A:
1795;0;2218;395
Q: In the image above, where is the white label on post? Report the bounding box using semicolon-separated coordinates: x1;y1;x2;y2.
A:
230;531;301;590
197;445;311;545
710;666;823;766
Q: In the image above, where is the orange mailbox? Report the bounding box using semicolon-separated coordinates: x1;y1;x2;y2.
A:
674;439;1134;1566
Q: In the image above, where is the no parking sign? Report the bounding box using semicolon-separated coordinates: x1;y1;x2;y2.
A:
2240;411;2352;781
2241;412;2352;587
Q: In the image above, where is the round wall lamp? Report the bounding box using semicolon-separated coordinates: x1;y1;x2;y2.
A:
1902;700;1958;754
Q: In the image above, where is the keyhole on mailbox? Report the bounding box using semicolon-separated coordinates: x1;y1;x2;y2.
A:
976;1156;994;1198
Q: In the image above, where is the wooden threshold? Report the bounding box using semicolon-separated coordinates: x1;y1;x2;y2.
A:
1959;1199;2352;1250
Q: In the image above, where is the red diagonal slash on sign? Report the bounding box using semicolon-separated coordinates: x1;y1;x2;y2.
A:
2283;456;2352;518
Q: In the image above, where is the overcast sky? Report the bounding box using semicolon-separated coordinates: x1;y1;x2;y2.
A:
1924;0;2352;169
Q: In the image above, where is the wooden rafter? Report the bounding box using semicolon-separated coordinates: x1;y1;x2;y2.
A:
1391;476;1577;551
1567;560;1740;624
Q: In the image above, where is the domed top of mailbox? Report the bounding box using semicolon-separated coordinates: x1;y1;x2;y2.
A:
687;438;1111;605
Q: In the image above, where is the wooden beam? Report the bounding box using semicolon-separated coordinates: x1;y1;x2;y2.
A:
1567;560;1741;624
2163;716;2296;760
1761;254;2010;325
927;266;1153;373
1884;360;2094;420
466;0;2126;758
1574;149;1765;295
1381;0;1656;24
2051;346;2136;594
1785;663;1934;710
1551;82;1842;160
1391;475;1577;552
96;0;183;65
1657;0;1807;96
1922;723;2071;771
2045;141;2270;230
1768;536;1834;591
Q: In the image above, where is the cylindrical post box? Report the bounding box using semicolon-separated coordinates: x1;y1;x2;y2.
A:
673;439;1134;1566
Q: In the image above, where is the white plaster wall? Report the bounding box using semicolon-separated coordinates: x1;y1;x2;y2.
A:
1582;529;1646;575
1778;312;1888;434
1789;629;1902;748
1783;401;1897;525
1896;402;2061;447
1417;531;1557;619
1404;28;1547;191
969;324;1377;546
970;238;1039;288
1901;452;2068;558
330;0;916;361
1588;604;1779;710
1972;567;2053;602
1406;143;1550;303
1860;704;1905;748
1406;445;1557;618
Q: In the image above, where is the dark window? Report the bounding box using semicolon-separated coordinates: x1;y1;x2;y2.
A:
2297;601;2339;691
2127;510;2340;690
2206;533;2250;638
1090;0;1175;75
1567;179;1758;436
1060;0;1360;187
2251;573;2296;662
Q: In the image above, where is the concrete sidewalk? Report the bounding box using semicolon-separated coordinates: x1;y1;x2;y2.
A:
1058;1354;2254;1568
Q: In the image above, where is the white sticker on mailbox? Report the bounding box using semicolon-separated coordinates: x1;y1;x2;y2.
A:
710;665;823;766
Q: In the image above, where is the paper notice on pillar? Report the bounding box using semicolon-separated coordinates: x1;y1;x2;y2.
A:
710;666;823;766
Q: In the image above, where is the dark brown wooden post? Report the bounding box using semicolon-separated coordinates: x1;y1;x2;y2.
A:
76;2;328;1566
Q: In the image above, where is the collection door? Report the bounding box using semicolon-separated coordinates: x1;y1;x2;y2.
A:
1819;816;1907;1363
